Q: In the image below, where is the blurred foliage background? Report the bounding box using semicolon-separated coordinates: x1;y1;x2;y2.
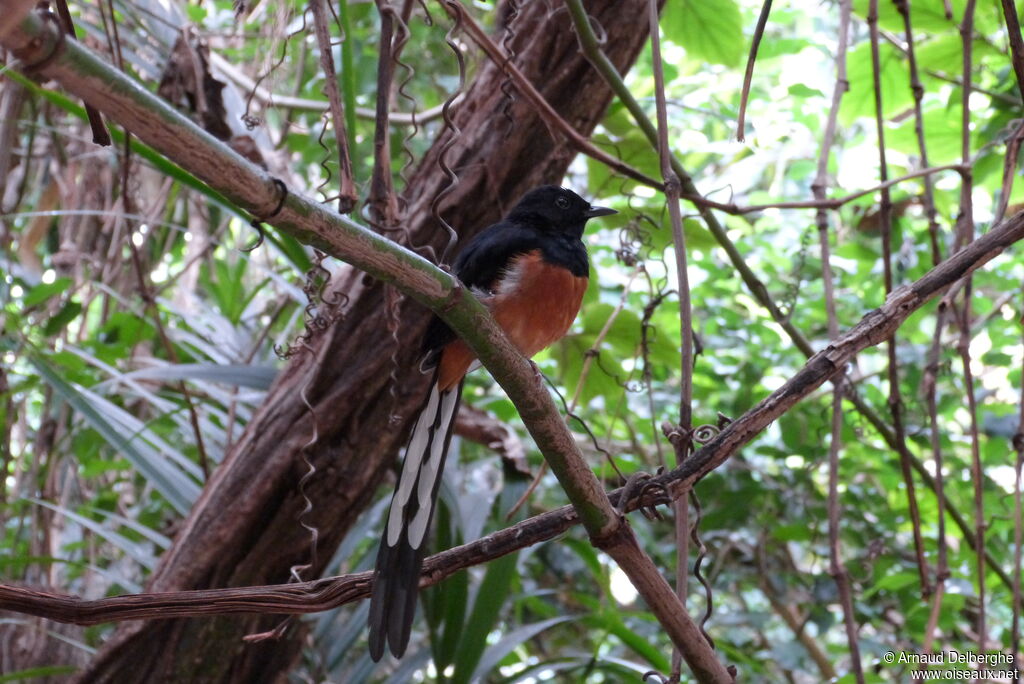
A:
1;0;1023;681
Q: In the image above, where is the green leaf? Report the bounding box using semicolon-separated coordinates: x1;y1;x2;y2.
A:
22;278;72;309
0;665;79;682
758;38;812;60
185;4;207;23
43;300;82;337
840;40;912;124
772;522;813;542
427;500;469;672
788;83;824;99
887;105;963;164
116;363;277;390
450;551;519;684
582;610;671;671
851;0;962;32
866;571;921;596
469;617;574;680
663;0;744;67
29;353;200;514
338;0;359;171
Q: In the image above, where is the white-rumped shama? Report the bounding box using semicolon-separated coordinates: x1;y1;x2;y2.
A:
368;185;616;660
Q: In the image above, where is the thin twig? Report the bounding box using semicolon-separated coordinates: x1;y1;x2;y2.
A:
309;0;357;213
648;2;697;677
999;0;1024;102
921;300;952;660
736;0;772;142
681;164;965;215
51;0;110;145
895;0;943;266
956;0;985;653
924;69;1022;106
648;5;692;460
811;1;862;680
994;121;1024;225
868;0;930;597
367;0;400;226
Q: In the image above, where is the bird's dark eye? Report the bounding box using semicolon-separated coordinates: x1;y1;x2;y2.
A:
555;196;570;209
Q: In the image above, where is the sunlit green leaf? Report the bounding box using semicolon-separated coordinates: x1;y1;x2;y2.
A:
663;0;745;67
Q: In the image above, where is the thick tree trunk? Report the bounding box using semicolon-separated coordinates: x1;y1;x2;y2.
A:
79;1;654;681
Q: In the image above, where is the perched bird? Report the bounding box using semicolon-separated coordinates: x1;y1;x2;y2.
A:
368;185;616;660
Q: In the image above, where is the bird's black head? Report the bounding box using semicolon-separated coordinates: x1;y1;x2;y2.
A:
507;185;616;238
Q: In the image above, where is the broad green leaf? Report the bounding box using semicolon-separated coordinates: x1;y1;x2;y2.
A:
840;41;913;124
866;571;921;596
851;0;963;31
663;0;744;67
43;300;82;337
21;278;72;309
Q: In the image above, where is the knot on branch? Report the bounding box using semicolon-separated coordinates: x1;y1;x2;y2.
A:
661;421;690;449
615;470;668;521
244;178;289;252
663;173;682;197
438;278;465;315
20;8;65;73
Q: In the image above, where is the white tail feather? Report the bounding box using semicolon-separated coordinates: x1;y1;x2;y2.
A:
387;383;440;546
394;384;439;507
408;387;459;548
385;381;458;549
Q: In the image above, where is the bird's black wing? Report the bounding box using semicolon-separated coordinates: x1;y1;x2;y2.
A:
421;221;540;356
452;220;540;290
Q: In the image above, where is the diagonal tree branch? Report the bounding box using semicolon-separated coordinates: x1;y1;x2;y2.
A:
2;207;1021;632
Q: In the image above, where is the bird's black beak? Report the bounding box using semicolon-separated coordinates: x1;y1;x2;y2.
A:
584;205;617;218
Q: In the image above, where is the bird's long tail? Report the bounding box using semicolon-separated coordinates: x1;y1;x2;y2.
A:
368;373;462;661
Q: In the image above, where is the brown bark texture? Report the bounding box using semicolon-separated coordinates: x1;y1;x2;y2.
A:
78;2;654;682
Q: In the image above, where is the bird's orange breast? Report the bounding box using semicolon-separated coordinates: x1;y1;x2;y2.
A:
437;250;588;390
